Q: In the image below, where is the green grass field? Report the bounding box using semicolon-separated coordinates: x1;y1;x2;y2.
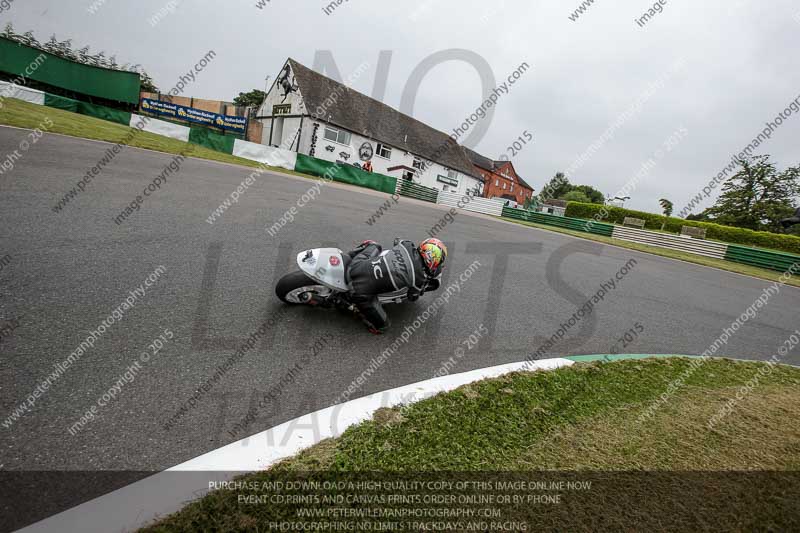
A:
141;358;800;532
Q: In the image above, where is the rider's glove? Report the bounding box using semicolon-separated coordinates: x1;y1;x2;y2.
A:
426;277;441;292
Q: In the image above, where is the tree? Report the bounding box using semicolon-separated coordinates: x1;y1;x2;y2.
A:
92;51;107;67
77;46;91;63
573;184;605;204
57;38;76;61
686;209;711;222
538;172;572;202
658;198;673;230
537;172;606;205
138;69;159;92
233;89;267;108
705;155;799;232
562;190;591;203
2;23;15;39
19;31;39;48
44;34;59;54
523;195;538;211
659;198;673;217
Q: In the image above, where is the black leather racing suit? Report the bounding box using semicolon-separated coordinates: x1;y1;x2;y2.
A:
346;239;441;333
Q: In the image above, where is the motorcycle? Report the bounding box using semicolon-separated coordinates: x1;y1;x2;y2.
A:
275;247;409;309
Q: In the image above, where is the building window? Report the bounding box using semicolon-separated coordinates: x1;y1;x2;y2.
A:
323;126;351;145
510;184;514;192
402;170;414;181
447;169;458;180
376;143;392;159
412;157;424;170
502;183;506;189
495;179;499;186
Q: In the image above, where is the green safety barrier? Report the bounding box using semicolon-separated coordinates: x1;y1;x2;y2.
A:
76;100;132;126
42;93;131;125
502;206;615;236
0;37;140;104
724;244;800;273
397;180;439;203
43;93;78;112
295;154;397;194
188;126;236;155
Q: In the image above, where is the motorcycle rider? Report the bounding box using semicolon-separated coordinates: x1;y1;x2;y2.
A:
345;238;447;334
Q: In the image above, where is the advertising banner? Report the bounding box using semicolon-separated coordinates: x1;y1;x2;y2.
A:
140;98;247;134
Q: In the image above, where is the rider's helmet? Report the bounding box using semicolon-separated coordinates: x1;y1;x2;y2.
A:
418;238;447;277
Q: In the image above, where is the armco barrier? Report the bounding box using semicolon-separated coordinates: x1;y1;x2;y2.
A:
502;207;615;237
438;190;504;216
505;206;800;272
612;226;728;259
295;154;397;194
724;244;800;272
396;180;439;203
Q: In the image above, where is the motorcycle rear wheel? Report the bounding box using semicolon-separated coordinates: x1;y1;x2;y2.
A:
275;271;334;304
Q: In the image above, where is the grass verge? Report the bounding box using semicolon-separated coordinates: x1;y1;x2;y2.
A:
142;358;800;532
0;98;308;179
501;217;800;288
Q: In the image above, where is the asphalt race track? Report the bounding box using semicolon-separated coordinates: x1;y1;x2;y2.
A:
1;127;798;529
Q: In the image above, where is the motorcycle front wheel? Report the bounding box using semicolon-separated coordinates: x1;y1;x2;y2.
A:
275;271;334;304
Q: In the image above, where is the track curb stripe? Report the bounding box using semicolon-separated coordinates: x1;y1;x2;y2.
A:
19;357;574;532
19;353;789;532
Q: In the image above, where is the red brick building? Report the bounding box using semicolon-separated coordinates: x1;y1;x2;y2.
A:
464;148;534;205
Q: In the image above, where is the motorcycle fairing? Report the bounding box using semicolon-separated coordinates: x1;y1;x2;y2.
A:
297;248;349;292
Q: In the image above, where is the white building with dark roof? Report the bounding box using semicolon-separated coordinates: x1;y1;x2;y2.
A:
256;59;484;196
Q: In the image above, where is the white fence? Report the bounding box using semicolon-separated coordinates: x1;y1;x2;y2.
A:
436;190;506;216
130;113;190;142
611;226;728;259
232;139;297;171
0;81;45;106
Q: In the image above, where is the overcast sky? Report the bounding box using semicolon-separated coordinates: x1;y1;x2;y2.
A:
5;0;800;212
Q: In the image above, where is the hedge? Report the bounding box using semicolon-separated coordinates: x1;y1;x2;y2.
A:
564;201;800;255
